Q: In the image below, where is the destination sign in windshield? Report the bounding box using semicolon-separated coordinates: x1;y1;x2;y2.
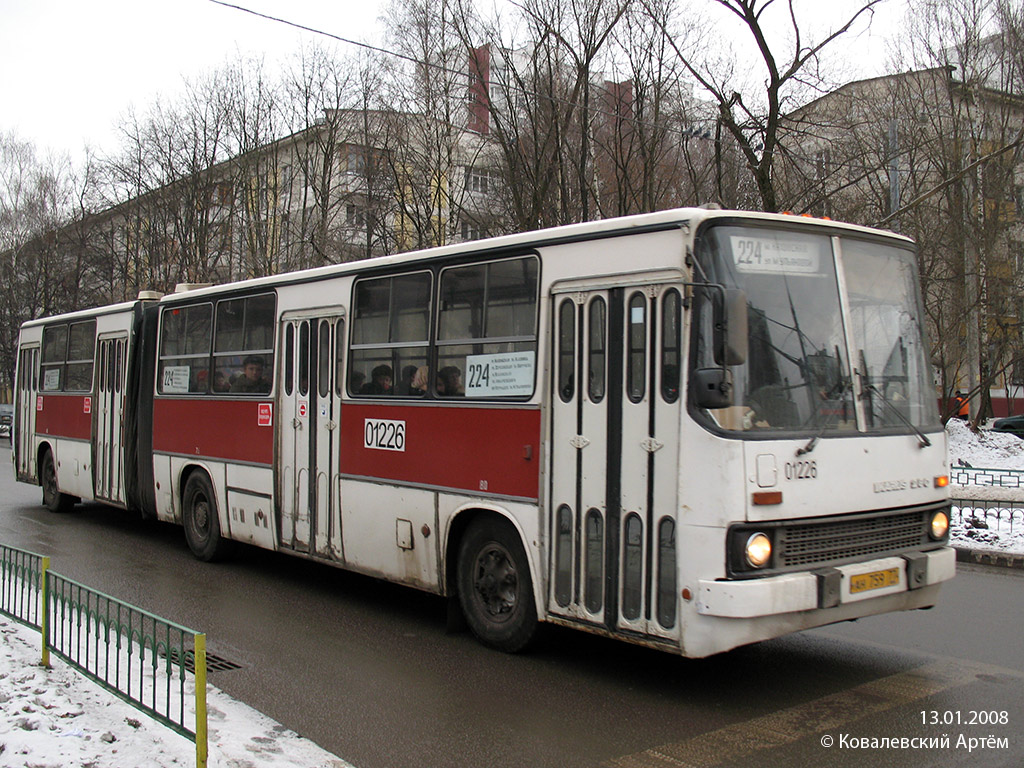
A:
730;234;822;275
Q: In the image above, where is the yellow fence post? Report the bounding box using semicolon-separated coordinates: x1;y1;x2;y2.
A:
39;556;50;668
194;632;208;768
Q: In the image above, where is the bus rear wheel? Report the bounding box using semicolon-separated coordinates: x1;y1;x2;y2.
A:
40;450;75;514
457;518;538;653
182;472;232;562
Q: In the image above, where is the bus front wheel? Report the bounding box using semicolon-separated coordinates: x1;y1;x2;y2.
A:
457;518;538;653
40;450;75;514
182;472;232;562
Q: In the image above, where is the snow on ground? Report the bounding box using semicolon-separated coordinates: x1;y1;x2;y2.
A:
946;418;1024;470
0;617;351;768
945;419;1024;554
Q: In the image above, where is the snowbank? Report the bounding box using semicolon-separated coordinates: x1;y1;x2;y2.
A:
946;418;1024;469
0;618;351;768
944;419;1024;554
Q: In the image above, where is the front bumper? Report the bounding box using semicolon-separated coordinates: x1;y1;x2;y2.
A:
696;546;955;618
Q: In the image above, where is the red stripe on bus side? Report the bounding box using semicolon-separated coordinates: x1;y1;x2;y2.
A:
340;404;541;500
35;395;91;440
153;399;274;465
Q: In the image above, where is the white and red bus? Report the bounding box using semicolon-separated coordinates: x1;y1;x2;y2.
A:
12;208;955;657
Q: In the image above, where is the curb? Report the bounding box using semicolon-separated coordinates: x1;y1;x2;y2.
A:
954;546;1024;570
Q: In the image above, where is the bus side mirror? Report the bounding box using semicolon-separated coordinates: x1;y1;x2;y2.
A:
714;288;748;366
692;367;734;409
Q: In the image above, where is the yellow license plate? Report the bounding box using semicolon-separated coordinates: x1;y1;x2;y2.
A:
849;567;901;594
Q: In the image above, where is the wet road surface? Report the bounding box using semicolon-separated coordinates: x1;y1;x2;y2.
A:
1;454;1020;768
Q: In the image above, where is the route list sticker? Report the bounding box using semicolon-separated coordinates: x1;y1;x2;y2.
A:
465;351;535;397
730;235;820;275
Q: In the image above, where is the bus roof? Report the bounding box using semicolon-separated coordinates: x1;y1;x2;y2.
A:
155;207;911;303
20;299;143;329
22;207;912;322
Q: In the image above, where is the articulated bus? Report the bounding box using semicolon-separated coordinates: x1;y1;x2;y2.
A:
12;208;954;657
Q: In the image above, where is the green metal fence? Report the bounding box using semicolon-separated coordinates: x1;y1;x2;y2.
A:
0;543;207;768
0;543;45;629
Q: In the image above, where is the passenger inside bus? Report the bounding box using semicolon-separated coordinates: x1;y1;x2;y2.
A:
408;365;428;395
437;366;464;396
360;364;394;395
230;355;271;394
398;365;419;395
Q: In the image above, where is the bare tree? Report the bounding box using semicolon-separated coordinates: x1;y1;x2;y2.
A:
648;0;883;212
0;133;82;391
282;44;378;267
781;0;1024;421
223;56;285;279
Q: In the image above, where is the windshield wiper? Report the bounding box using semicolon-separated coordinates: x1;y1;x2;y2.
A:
862;381;931;448
796;375;852;456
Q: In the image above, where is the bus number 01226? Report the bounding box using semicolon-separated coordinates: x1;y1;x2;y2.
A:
364;418;406;452
785;460;817;480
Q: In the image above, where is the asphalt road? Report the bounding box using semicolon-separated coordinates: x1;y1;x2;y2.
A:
1;451;1021;768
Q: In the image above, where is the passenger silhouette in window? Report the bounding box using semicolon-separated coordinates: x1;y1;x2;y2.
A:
230;355;271;394
360;364;394;395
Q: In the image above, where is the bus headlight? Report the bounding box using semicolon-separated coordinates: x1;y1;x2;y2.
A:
744;532;772;568
929;510;949;540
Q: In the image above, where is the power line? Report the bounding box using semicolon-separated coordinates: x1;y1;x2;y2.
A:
208;0;444;74
207;0;974;204
207;0;713;142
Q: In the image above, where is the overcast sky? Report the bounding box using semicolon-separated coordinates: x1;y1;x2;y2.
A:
1;0;902;162
0;0;385;158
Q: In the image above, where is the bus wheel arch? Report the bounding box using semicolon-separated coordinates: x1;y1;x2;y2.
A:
449;508;539;653
39;444;76;513
180;467;233;562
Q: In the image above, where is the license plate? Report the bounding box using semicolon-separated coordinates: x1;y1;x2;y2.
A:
850;567;900;594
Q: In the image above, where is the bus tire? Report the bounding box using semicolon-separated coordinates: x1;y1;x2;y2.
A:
457;518;538;653
40;450;75;514
182;472;232;562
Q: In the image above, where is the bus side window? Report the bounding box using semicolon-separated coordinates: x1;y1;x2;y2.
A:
213;294;276;396
40;324;68;392
436;255;539;399
557;299;575;403
158;304;212;395
661;289;681;403
588;297;606;402
627;292;647;403
349;272;430;397
39;320;97;393
65;320;97;392
284;323;294;397
335;320;346;397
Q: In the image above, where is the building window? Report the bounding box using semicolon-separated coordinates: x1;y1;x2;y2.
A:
346;203;372;231
464;167;499;195
460;219;485;241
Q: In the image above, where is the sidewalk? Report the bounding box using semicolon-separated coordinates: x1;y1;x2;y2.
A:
954;545;1024;569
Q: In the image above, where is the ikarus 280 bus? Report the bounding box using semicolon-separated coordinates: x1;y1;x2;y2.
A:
14;207;954;657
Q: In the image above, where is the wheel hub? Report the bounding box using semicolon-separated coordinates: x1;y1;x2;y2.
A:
475;546;517;617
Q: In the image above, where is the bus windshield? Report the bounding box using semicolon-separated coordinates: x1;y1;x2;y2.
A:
695;224;939;435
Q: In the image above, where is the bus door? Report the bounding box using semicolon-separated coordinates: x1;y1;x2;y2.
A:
278;312;345;561
94;334;128;504
549;282;682;641
14;345;39;482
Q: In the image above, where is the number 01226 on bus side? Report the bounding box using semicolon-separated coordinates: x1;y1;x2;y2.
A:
364;419;406;452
